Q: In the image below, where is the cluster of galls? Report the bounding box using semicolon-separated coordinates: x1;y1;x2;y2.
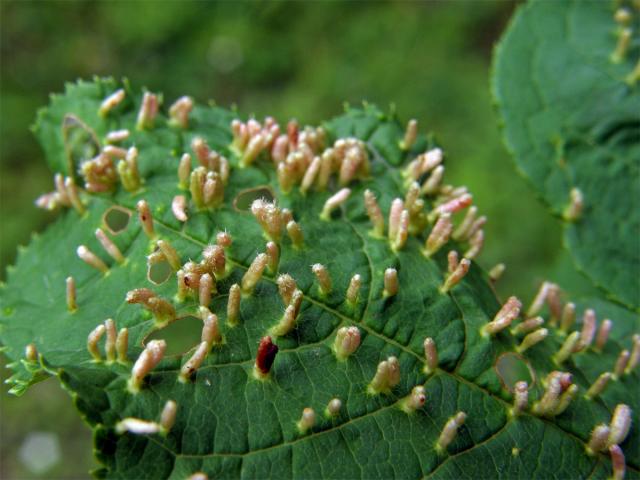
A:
35;173;85;213
36;89;173;207
180;137;229;212
231;115;369;196
28;87;638;480
491;280;638;480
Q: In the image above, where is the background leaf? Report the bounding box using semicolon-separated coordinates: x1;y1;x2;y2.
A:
493;0;640;309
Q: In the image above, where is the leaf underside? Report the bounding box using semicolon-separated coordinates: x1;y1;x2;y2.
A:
493;0;640;310
0;76;637;479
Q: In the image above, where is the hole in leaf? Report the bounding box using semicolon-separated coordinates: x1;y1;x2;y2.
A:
495;352;535;393
102;206;131;235
143;315;202;356
147;260;173;285
62;114;101;175
233;186;275;211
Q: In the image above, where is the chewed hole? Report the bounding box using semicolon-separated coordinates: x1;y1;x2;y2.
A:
233;186;275;211
143;315;202;356
495;352;535;393
103;206;131;235
62;114;101;173
147;260;172;285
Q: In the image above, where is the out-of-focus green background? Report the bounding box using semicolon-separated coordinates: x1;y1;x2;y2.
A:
0;1;577;478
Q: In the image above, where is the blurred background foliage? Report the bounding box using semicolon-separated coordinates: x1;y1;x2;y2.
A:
1;1;587;478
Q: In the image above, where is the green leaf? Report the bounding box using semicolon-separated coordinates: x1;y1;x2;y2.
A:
493;0;640;309
1;79;639;479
